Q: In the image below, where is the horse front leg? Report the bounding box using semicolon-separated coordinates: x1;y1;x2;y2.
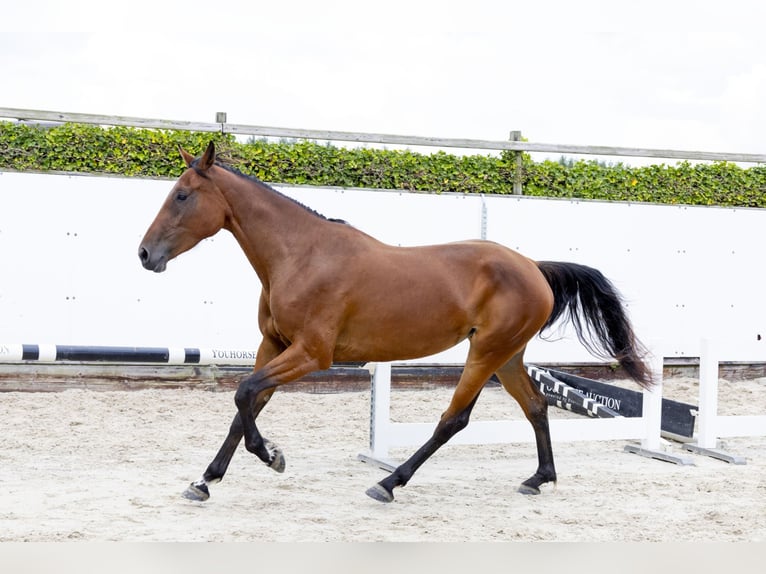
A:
233;371;287;470
183;388;277;501
233;344;326;470
182;335;284;502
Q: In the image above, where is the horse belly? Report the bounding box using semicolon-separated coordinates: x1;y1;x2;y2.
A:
333;292;470;363
333;329;465;363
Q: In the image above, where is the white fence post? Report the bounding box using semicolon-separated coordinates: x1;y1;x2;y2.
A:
697;337;720;449
682;338;748;464
358;362;398;472
369;362;392;459
641;349;665;452
624;343;695;465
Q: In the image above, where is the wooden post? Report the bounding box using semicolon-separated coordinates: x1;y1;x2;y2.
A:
216;112;227;134
509;130;523;195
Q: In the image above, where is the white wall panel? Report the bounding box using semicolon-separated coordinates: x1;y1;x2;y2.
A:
1;171;764;363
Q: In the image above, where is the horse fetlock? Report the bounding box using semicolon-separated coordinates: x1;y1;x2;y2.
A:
203;476;222;485
243;434;269;459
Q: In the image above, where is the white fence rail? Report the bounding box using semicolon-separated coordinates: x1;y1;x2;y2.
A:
363;337;765;469
687;339;765;463
359;346;696;471
364;356;661;461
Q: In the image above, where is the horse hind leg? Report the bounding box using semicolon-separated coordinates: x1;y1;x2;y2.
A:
366;391;482;503
365;354;502;503
494;351;557;494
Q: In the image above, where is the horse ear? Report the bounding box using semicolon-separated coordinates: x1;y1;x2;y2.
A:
179;146;195;167
196;141;216;171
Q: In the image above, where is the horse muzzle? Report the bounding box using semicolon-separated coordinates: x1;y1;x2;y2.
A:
138;245;168;273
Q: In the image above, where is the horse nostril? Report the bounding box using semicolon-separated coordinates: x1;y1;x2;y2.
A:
139;246;149;263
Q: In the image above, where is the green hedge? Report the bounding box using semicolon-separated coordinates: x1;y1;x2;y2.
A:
0;122;229;177
1;121;765;207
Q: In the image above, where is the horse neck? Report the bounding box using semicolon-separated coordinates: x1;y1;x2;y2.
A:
216;170;330;285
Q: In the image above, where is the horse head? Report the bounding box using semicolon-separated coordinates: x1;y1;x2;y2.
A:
138;142;230;272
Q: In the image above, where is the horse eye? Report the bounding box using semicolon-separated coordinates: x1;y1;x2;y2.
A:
176;192;189;202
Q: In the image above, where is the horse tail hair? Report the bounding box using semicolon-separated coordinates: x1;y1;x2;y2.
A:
536;261;653;389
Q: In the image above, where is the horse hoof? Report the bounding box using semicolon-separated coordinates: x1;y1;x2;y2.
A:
265;439;286;473
517;483;541;495
182;482;210;501
365;483;394;503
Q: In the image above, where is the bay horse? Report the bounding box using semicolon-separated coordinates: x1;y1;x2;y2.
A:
138;142;652;503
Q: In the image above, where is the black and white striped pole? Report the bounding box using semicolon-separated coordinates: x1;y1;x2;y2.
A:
0;343;259;366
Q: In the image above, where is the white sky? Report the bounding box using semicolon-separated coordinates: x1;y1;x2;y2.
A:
2;0;766;159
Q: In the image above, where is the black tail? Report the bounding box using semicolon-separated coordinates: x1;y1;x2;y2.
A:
537;261;653;389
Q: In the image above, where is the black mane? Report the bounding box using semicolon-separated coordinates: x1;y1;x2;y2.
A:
202;159;348;225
